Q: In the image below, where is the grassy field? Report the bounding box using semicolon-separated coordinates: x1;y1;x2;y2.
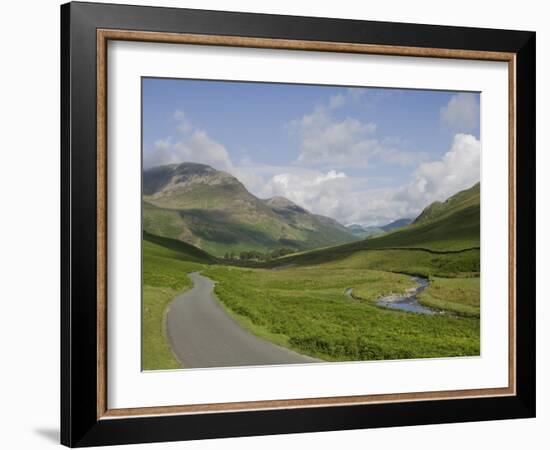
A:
332;250;481;317
300;248;479;278
418;277;480;317
203;260;480;361
142;233;213;370
142;232;480;367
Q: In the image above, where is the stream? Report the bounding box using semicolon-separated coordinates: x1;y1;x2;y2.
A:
375;276;437;315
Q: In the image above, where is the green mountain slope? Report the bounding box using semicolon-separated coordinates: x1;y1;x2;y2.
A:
143;230;217;264
142;163;358;256
414;183;480;225
269;183;480;267
360;182;479;251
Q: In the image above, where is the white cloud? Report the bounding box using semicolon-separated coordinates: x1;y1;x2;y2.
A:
143;112;233;171
173;110;192;133
403;133;480;205
290;90;422;169
291;108;380;167
230;163;332;199
255;168;413;226
290;107;422;169
328;93;346;109
346;87;366;102
440;93;480;131
327;89;361;111
252;134;480;226
327;87;374;110
265;170;347;204
260;169;355;218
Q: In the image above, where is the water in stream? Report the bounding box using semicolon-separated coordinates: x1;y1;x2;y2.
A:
375;276;438;315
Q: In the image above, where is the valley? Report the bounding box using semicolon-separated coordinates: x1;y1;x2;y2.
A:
141;163;481;370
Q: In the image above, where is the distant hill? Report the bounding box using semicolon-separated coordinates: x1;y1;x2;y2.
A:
347;224;366;235
347;218;412;239
142;163;357;256
347;224;385;238
269;182;480;267
380;218;413;232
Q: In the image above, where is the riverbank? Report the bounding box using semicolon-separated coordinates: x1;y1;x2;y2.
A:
376;276;439;315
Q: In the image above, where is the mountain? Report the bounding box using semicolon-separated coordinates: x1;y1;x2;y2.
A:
380;218;413;232
142;163;358;256
269;183;480;267
347;224;367;235
359;182;480;251
347;224;386;239
347;218;412;239
413;183;480;225
264;196;353;240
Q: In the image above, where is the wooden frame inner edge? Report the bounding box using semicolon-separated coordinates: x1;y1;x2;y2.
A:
97;30;108;419
95;29;517;420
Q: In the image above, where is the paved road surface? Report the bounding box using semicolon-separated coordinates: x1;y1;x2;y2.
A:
166;272;321;368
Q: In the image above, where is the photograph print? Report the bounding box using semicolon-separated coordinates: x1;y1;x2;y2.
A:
141;78;481;370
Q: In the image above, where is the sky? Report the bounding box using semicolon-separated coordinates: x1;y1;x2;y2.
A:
142;78;480;226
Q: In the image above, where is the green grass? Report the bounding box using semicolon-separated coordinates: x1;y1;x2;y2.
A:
318;249;481;318
143;231;217;264
418;277;480;317
344;272;416;302
319;249;479;278
203;263;480;361
142;201;187;241
141;235;212;370
142;285;184;370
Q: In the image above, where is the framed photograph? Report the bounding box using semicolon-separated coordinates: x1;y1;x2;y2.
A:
61;1;536;447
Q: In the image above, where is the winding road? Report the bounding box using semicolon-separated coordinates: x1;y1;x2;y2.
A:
166;272;321;368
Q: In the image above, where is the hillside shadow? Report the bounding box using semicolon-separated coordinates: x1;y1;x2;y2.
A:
180;208;279;246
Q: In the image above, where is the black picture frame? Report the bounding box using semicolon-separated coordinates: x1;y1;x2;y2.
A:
61;1;536;447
